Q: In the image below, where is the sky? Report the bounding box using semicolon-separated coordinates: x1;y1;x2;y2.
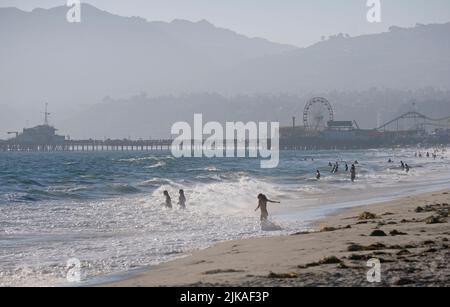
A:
1;0;450;47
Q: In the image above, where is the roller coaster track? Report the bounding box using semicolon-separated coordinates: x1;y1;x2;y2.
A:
377;111;450;131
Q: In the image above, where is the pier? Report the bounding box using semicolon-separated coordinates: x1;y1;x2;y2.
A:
1;135;450;152
0;139;174;152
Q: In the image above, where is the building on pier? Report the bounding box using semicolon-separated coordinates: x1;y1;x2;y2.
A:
8;104;65;146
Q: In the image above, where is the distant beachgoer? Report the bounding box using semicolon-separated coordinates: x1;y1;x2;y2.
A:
329;162;333;167
331;162;339;174
388;159;393;163
345;163;349;172
255;194;280;222
178;189;186;209
427;152;430;158
354;161;359;165
163;190;172;209
350;164;356;182
400;161;405;169
316;170;321;180
405;164;410;173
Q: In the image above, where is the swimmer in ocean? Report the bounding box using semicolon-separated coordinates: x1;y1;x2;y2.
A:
255;194;280;222
178;189;186;209
163;190;172;209
350;164;356;182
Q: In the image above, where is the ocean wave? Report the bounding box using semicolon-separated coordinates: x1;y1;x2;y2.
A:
144;161;166;169
138;178;174;187
109;184;141;194
8;178;45;187
149;175;283;214
48;186;88;193
118;155;175;163
187;166;221;172
63;162;78;166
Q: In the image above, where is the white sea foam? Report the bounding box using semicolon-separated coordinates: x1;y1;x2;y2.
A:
144;161;166;169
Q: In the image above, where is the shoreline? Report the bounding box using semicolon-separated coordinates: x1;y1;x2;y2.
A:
101;188;450;287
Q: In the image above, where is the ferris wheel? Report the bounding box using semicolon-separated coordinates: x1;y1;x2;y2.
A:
303;97;334;131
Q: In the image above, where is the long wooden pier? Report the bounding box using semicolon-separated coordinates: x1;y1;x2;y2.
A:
1;135;449;152
0;139;272;152
0;139;174;152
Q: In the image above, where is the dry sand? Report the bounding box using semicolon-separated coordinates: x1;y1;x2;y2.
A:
104;190;450;287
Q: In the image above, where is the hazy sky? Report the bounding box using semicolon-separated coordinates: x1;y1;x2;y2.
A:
2;0;450;46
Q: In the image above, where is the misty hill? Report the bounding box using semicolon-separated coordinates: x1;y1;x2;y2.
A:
0;4;295;132
212;23;450;93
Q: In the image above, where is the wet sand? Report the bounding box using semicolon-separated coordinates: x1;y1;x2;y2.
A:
104;190;449;287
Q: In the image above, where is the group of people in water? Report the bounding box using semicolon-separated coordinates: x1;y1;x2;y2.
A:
388;159;411;172
316;149;442;182
160;149;446;223
162;189;186;209
316;161;358;182
161;189;280;223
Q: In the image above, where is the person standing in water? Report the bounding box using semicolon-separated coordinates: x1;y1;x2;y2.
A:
255;194;280;222
345;163;349;172
334;162;339;173
405;164;410;173
350;164;356;182
163;190;172;209
178;189;186;209
316;170;321;180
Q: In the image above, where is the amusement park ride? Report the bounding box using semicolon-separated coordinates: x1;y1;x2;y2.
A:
299;97;450;134
280;97;450;149
302;97;358;134
303;97;335;131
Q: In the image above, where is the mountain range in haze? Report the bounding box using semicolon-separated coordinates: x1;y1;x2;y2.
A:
1;4;450;138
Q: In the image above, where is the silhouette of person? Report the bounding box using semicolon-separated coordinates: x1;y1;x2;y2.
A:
178;189;186;209
350;164;356;182
163;190;172;209
255;194;280;222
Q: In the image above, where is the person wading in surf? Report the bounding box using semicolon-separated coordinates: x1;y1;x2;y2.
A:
178;189;186;209
350;164;357;182
255;194;280;222
163;190;172;209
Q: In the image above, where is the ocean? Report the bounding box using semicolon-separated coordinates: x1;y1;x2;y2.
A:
1;148;449;286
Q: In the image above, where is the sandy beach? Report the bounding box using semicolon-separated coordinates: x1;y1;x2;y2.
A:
104;189;450;287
